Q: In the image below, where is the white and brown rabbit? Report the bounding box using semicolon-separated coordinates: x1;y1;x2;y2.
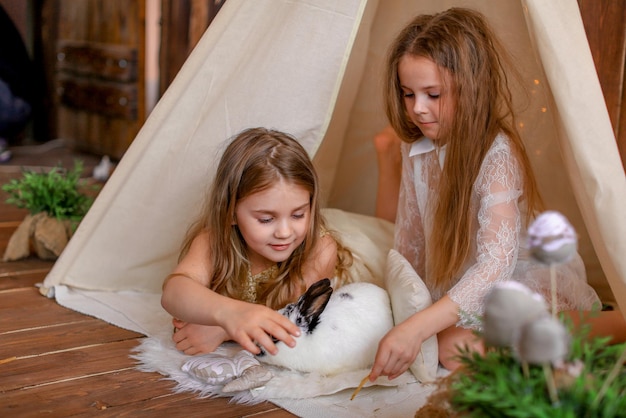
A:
257;278;394;375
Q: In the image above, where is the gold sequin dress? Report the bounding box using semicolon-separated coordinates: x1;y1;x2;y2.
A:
241;265;278;303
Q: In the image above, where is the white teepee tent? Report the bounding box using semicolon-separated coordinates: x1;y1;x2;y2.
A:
43;0;625;353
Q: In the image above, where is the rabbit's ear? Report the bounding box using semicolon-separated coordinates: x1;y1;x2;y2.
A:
296;278;333;334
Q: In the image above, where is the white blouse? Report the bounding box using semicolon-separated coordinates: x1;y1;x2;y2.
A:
394;134;601;327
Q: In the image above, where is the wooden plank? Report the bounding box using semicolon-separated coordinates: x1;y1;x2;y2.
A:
0;222;19;250
0;368;294;417
578;0;626;130
57;75;138;120
0;258;53;276
0;287;87;332
1;369;175;416
0;204;28;223
578;0;626;169
101;395;296;418
0;339;140;391
54;0;145;158
56;40;138;82
0;258;51;292
159;0;191;97
0;270;48;290
0;318;141;359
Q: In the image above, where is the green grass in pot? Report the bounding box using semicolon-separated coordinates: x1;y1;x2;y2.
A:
2;160;96;224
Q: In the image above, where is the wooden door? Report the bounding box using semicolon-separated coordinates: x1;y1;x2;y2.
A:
40;0;145;160
159;0;225;96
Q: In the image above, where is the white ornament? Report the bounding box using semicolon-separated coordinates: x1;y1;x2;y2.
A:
483;281;548;347
528;211;577;265
515;316;570;365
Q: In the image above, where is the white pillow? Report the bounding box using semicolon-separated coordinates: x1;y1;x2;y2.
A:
321;208;394;288
384;249;438;382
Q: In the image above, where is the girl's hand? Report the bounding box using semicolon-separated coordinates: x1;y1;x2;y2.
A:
218;300;301;355
172;319;228;355
369;296;460;380
369;319;423;381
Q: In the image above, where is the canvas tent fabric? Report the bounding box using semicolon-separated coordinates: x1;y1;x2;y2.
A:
43;0;626;323
41;0;626;415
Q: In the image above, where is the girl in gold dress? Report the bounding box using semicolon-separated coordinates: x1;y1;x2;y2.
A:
161;127;352;356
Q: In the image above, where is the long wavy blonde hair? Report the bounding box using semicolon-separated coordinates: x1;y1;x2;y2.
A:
384;8;543;292
180;128;351;309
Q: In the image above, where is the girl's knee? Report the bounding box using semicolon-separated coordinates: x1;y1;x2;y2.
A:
438;339;464;370
438;327;484;371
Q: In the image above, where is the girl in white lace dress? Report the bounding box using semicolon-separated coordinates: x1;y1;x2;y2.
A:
368;8;618;379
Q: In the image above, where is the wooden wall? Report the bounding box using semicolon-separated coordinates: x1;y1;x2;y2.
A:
73;1;626;169
579;0;626;170
17;0;626;166
159;0;225;97
38;0;146;159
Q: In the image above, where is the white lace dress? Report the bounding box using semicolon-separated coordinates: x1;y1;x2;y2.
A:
394;134;601;328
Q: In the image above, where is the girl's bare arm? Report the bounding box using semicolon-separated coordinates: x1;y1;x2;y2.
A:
161;233;301;354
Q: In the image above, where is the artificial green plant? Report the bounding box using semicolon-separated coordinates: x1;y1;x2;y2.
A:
2;160;94;223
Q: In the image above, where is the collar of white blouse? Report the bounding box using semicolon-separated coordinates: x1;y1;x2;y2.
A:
409;137;446;169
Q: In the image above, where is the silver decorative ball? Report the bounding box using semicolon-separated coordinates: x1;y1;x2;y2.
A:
483;281;548;348
528;211;577;264
515;316;570;365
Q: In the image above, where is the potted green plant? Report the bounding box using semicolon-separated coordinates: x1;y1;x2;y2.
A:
2;160;96;261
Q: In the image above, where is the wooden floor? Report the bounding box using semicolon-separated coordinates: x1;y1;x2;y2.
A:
0;144;295;417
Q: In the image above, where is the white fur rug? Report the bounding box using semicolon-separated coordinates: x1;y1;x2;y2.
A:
132;332;441;417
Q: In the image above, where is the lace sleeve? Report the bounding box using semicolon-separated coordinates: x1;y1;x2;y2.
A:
394;142;426;278
448;137;524;323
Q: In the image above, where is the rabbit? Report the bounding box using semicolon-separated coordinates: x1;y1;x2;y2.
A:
256;278;394;376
